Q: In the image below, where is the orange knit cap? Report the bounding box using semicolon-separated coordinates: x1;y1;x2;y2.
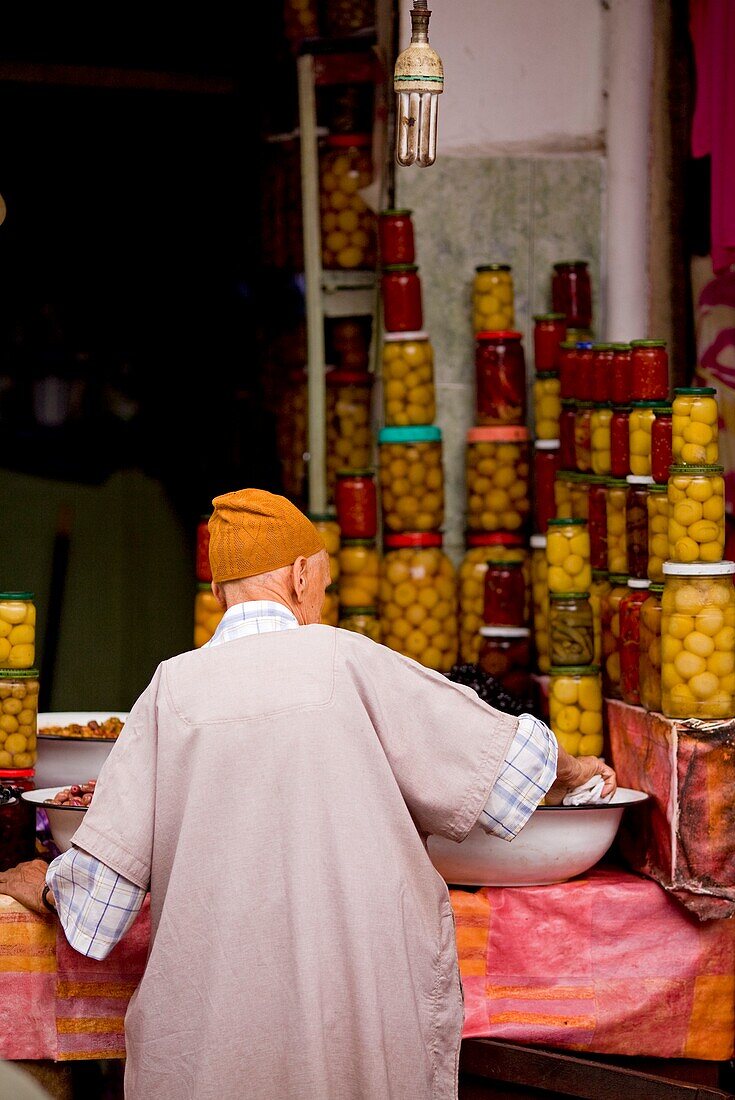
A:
208;489;324;583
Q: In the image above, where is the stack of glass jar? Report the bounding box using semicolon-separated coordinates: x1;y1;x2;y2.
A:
193;518;223;647
335;469;381;640
0;592;40;870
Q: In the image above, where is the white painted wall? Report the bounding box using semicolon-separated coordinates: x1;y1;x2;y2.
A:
399;0;606;156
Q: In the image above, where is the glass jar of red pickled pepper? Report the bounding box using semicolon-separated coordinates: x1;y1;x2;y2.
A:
475;331;527;426
378;209;415;265
591;344;613;403
588;476;609;572
552;261;592;329
609;344;632;405
574;342;594;402
619;579;651;706
335;468;377;539
533;440;560;535
533;313;566;372
630;340;669;402
559;342;578;400
483;560;528;627
196;516;212;583
610;406;631;478
560;400;577;471
651;404;673;485
626;476;652;581
382;265;423;332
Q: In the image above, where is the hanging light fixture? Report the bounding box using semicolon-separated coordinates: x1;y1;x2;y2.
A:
394;0;444;168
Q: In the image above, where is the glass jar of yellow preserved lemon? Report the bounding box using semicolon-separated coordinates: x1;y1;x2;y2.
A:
380;533;458;672
338;607;381;641
338;539;380;608
326;371;373;503
590;570;611;666
473;264;514;332
549;666;604;758
310;514;341;583
628;400;658;477
531;534;550;673
601;574;629;700
590;404;612;476
382;331;436;426
605;478;628;575
321;584;340;627
546;519;592;595
667;465;725;564
647;484;669;583
0;669;39;769
320;134;375;270
554;471;575;520
534;372;561;439
379;425;443;533
194;585;224;648
0;594;35;670
661;561;735;719
639;584;663;712
570;475;590;522
466;426;530;533
458;534;528;663
672;387;719;466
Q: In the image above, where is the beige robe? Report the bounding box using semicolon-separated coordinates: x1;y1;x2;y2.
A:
73;626;518;1100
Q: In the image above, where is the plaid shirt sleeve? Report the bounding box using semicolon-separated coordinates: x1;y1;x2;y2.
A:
477;714;558;841
47;848;147;961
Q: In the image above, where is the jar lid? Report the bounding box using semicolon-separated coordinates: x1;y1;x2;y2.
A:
605;477;629;488
0;768;34;778
673;386;716;396
385;532;443;548
609;573;630;585
382;263;419;273
610;343;631;352
591;343;614;351
466;532;525;548
669;463;724;475
383;330;428;342
611;403;632;412
467;426;529;443
341;538;377;548
561;398;577;407
0;668;39;679
326;582;339;594
534;439;561;451
576;400;593;409
336;467;375;478
476;263;511;272
549;664;600;675
479;626;530;638
559;341;577;351
648;483;668;493
535;370;560;380
592;569;609;580
309;512;338;523
652;403;672;414
630;339;666;348
533;312;566;321
379;425;441;443
0;592;33;600
567;328;593;340
327;133;371;147
199;514;210;523
575;342;593;350
326;369;372;385
663;561;735;576
549;591;591;600
530;535;547;549
627;579;651;589
380;208;412;216
631;400;661;408
649;584;664;594
557;470;578;481
584;474;608;485
486;559;523;568
475;330;523;342
553;260;589;269
547;517;586;526
626;475;655;485
339;606;377;616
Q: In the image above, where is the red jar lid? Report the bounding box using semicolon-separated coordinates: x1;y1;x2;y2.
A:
0;768;35;778
385;533;443;549
467;532;525;548
476;331;523;342
467;426;529;443
327;134;371;147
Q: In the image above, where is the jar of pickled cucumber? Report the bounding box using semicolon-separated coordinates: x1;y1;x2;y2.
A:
379;426;443;533
338;606;381;641
626;475;653;581
554;470;575;521
483;560;528;627
534;372;561;439
610;405;631;478
560;400;577;471
310;513;341;582
194;585;224;648
570;476;590;522
628;401;658;477
672;387;719;465
590;404;612;476
546;518;592;595
339;539;380;607
473;264;514;332
601;575;629;699
661;561;735;719
533;313;566;371
335;469;377;540
549;665;603;757
630;340;669;402
590;570;611;666
534;441;560;535
610;345;632;405
459;534;528;663
0;594;35;670
619;579;651;706
531;535;550;673
651;405;673;484
0;670;39;769
574;402;593;473
278;367;308;500
668;465;725;563
588;476;608;572
647;484;669;583
549;594;594;667
605;478;629;575
326;371;373;501
479;627;533;701
465;426;529;533
475;332;526;426
321;584;340;627
380;534;458;672
639;584;663;712
382;331;435;426
320;134;375;270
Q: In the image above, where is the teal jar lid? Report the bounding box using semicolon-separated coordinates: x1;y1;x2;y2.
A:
673;386;716;396
379;425;441;444
0;592;33;600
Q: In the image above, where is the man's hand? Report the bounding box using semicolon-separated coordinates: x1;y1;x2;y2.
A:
0;860;53;916
544;746;617;806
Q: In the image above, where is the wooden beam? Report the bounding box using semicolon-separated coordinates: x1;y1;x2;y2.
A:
0;61;236;95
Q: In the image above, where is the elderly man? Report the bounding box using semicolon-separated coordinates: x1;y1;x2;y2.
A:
1;489;614;1100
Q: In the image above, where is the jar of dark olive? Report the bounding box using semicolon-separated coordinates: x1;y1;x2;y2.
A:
626;475;653;581
549;593;595;667
0;771;36;871
478;627;534;702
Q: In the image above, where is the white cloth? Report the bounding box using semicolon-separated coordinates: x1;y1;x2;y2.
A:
562;775;612;806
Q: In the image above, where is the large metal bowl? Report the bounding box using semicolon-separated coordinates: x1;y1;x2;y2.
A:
34;712;127;788
427;788;648;887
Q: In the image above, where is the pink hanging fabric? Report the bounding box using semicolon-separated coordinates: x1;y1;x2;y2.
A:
690;0;735;274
